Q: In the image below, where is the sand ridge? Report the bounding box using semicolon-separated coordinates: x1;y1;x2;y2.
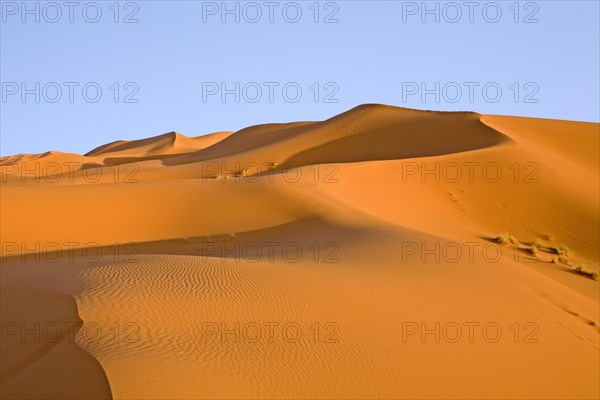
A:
1;104;598;399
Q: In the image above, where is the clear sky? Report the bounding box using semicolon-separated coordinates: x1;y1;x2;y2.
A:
1;0;599;156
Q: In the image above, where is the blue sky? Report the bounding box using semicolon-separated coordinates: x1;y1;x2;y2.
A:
1;0;599;156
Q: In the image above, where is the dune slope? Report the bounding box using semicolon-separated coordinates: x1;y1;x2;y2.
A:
1;104;598;399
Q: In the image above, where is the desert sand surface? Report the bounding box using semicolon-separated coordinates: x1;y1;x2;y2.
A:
1;104;598;399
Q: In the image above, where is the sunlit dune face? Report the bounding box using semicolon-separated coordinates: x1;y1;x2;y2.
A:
1;105;599;399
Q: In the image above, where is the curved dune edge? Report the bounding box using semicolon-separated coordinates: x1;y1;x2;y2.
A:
0;262;112;399
1;104;599;398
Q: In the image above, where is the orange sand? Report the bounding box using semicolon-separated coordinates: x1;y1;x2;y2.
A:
1;105;598;399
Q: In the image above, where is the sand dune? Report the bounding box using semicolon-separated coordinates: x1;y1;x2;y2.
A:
86;130;234;164
1;104;598;399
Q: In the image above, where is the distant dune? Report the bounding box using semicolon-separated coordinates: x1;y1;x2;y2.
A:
1;105;598;399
